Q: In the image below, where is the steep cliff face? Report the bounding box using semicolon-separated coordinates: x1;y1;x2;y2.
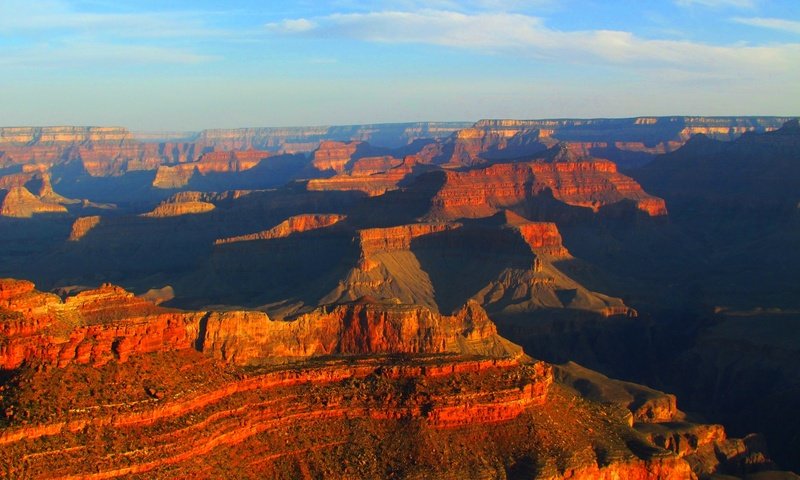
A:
425;151;667;220
0;126;131;145
201;300;520;366
311;140;362;173
0;278;787;478
312;216;633;319
151;150;270;188
357;223;462;259
0;186;68;218
0;280;518;369
306;155;416;196
0;281;204;369
215;213;346;245
445;127;535;166
315;223;463;309
438;117;790;168
501;210;570;258
142;200;216;217
68;216;102;241
0;171;74;209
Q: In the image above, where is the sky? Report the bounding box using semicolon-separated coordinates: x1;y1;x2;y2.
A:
0;0;798;131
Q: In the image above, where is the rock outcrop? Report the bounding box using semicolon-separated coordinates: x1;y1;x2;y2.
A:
151;150;270;188
0;278;786;479
357;223;462;259
0;126;131;145
500;210;570;258
0;186;68;217
311;140;362;173
142;200;215;217
67;216;102;241
428;117;790;168
307;155;416;196
215;213;346;245
0;281;204;369
425;149;667;220
202;300;521;366
0;279;518;369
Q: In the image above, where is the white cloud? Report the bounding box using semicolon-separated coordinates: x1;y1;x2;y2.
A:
733;17;800;34
674;0;756;8
267;9;800;78
267;18;317;33
0;0;233;67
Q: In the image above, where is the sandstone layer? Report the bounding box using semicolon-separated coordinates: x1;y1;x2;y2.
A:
425;153;667;220
67;216;102;241
215;214;346;245
0;186;68;218
0;279;786;478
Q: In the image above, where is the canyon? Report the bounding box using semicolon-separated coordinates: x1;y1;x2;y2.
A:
0;117;798;478
0;279;787;478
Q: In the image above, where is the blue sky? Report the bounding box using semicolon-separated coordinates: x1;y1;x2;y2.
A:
0;0;798;130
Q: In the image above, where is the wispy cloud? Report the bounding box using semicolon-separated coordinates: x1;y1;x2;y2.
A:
267;10;800;78
674;0;756;8
0;0;234;67
733;17;800;34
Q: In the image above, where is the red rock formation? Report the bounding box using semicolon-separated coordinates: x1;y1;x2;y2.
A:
195;150;269;173
0;281;205;369
201;300;519;365
151;150;269;188
141;200;215;217
306;156;416;196
349;155;403;175
165;189;252;203
0;280;518;369
449;127;509;165
151;163;196;188
0;354;569;478
140;190;252;217
501;210;570;258
0;278;784;478
68;216;102;241
0;186;68;217
0;126;130;145
0;278;37;302
311;140;361;173
215;213;346;245
0;172;33;191
426;158;667;219
357;223;461;258
430;117;788;169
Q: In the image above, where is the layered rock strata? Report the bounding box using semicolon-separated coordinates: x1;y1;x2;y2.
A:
425;156;667;220
0;186;68;218
0;278;784;478
0;279;518;369
215;214;346;245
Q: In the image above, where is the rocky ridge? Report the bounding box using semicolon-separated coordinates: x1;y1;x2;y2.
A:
425;154;667;221
215;214;347;245
0;278;787;478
